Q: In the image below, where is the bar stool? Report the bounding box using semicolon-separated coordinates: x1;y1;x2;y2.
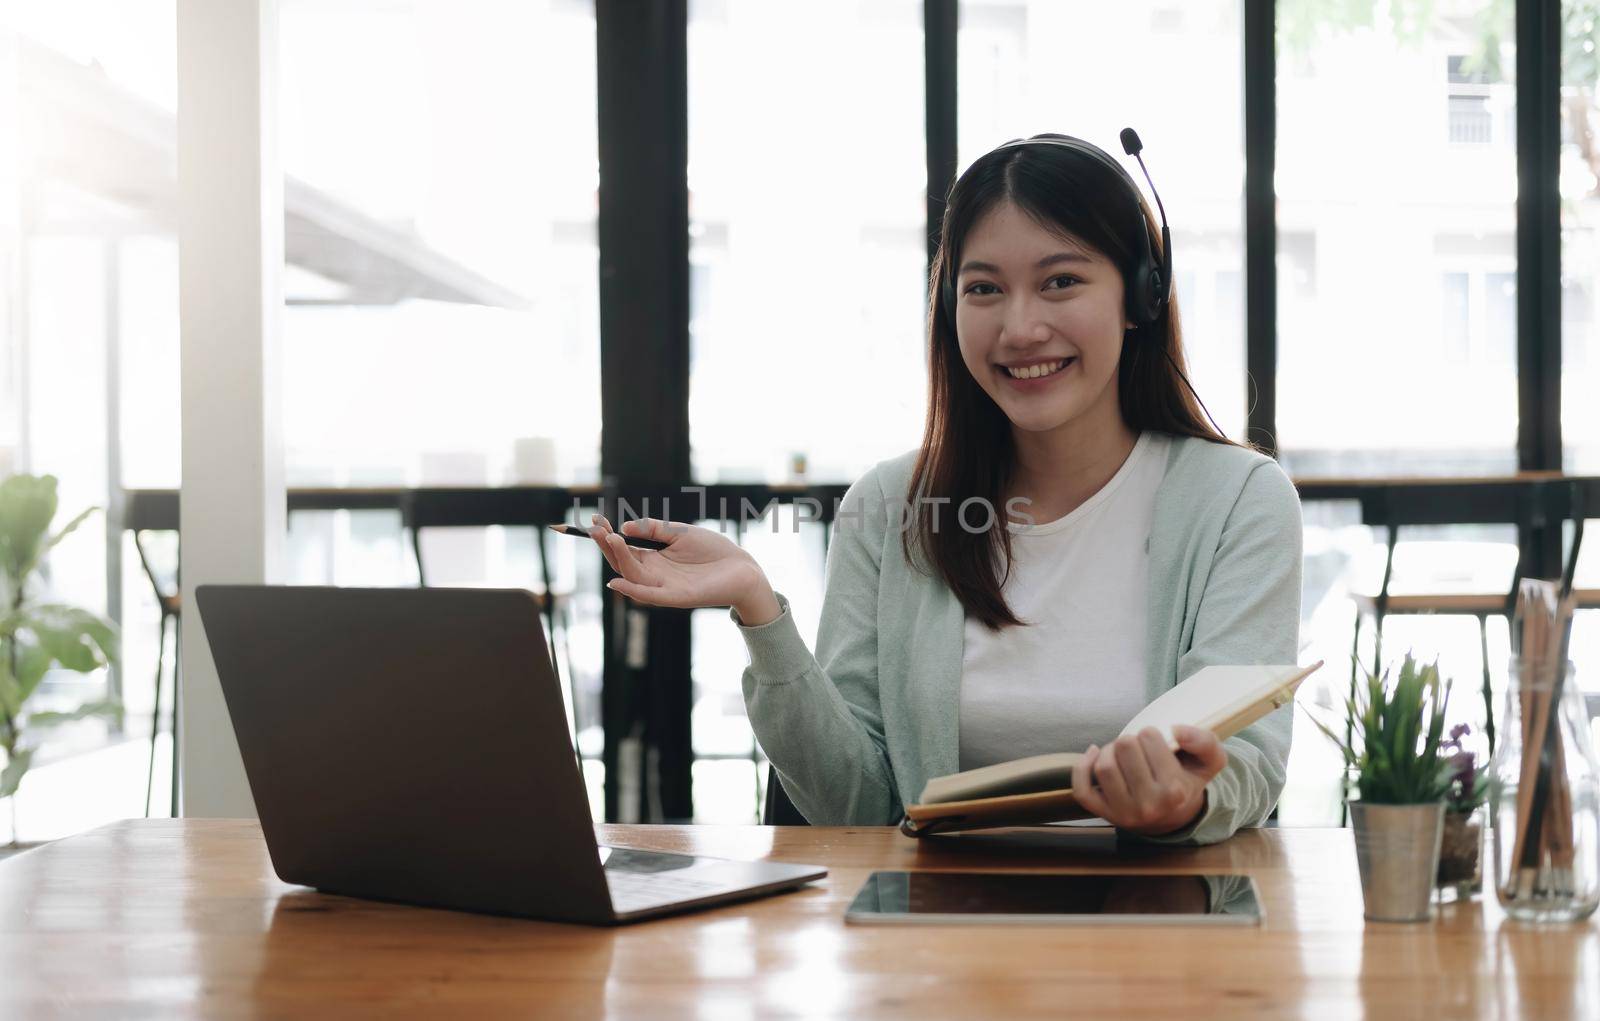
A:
1343;524;1521;825
1348;532;1521;723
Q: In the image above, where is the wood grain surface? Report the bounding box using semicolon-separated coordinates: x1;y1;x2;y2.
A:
1;820;1595;1019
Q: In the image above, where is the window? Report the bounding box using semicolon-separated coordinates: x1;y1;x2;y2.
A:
1437;263;1517;368
5;0;180;835
1276;3;1517;477
1486;270;1517;365
685;0;926;818
1561;6;1600;472
686;0;926;486
1276;3;1521;824
1564;278;1591;372
1448;54;1498;146
277;0;607;814
1442;271;1471;362
279;0;601;491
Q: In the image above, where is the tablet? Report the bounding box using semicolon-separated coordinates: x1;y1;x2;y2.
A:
843;872;1263;926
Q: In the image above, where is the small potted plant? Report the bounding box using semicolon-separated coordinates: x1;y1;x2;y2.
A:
1;474;121;847
1310;652;1453;922
1436;723;1488;901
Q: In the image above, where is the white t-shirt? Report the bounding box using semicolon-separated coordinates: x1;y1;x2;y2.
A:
958;431;1172;771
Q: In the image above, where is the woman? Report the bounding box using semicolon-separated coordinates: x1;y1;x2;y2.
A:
589;132;1302;844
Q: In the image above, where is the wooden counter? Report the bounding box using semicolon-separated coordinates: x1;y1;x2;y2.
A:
1;820;1595;1018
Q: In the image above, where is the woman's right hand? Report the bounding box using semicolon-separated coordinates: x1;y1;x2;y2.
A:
586;514;783;625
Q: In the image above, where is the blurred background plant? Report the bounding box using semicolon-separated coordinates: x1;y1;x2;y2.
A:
1442;722;1492;813
0;474;122;846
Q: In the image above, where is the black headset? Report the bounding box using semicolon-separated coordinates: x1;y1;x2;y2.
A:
940;128;1170;329
939;127;1224;438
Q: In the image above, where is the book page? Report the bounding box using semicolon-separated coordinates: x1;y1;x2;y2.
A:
1120;663;1313;744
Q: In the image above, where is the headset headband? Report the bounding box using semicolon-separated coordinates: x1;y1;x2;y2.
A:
941;129;1172;328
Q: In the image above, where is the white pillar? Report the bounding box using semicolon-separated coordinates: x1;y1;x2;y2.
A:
1;18;27;474
176;0;284;818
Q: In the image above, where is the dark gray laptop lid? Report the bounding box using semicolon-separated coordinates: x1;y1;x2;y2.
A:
195;585;614;924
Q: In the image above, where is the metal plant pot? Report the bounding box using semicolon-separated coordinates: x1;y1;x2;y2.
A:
1351;801;1446;922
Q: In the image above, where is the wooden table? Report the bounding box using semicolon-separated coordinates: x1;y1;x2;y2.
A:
2;821;1596;1019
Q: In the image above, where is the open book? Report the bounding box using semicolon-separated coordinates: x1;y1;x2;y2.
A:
900;661;1322;837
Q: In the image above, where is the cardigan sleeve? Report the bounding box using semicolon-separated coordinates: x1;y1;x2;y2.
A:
731;467;901;824
1141;457;1303;845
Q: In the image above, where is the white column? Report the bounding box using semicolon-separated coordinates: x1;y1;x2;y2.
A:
176;0;284;818
1;18;27;474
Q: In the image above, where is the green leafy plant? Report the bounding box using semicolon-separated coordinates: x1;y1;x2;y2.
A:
0;474;122;836
1309;652;1454;805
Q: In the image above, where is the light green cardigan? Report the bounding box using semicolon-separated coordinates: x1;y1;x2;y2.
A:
730;433;1304;845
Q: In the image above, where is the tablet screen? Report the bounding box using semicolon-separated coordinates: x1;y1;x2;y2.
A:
844;872;1262;925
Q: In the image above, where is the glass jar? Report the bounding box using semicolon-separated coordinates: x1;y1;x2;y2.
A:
1489;660;1600;922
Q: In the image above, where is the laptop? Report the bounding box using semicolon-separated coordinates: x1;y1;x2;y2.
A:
194;584;826;925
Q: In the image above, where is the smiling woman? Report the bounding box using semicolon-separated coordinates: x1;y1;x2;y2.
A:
598;131;1304;846
915;134;1229;630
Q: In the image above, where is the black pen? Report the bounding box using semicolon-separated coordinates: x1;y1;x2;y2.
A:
547;523;670;551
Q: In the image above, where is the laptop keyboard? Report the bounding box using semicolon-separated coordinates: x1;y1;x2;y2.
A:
605;870;731;910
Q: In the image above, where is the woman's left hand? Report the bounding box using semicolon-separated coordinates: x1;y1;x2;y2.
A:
1071;725;1227;836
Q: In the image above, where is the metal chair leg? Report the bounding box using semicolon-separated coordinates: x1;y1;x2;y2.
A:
170;615;181;818
144;613;167;818
1478;613;1495;757
754;754;763;823
409;527;427;587
1342;608;1363;827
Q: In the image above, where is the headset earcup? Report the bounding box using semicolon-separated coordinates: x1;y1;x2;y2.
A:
1143;267;1164;325
1125;259;1155;328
